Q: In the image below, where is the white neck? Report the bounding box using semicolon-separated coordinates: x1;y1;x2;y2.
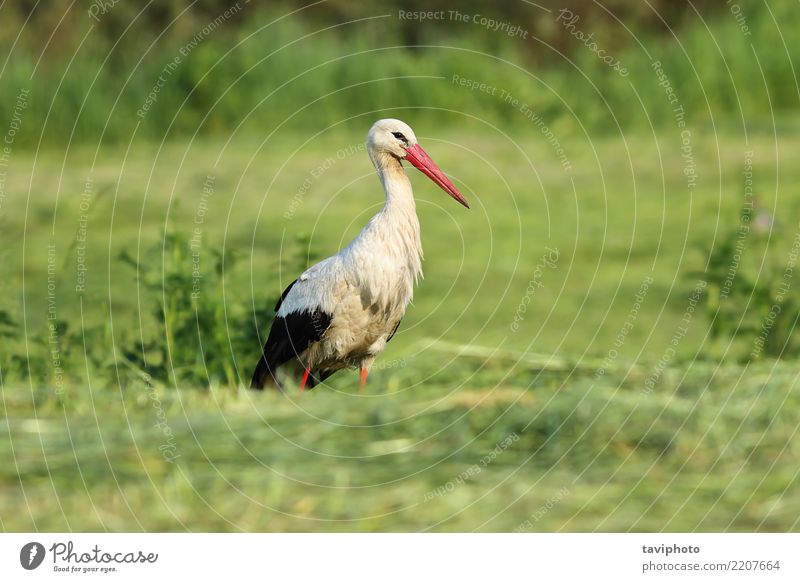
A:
369;150;414;207
368;150;422;265
338;148;423;306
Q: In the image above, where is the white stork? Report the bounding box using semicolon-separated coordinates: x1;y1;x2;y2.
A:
250;119;469;391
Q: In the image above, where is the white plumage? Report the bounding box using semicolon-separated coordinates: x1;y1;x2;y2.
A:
251;119;469;391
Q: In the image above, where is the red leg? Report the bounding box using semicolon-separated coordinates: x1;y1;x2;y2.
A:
300;367;310;391
359;367;368;392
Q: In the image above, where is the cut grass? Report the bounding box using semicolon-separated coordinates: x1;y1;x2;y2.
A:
2;355;798;531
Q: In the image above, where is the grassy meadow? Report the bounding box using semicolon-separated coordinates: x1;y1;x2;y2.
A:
2;127;799;531
2;1;800;532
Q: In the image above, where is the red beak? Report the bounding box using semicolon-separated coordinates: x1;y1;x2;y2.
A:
403;144;469;209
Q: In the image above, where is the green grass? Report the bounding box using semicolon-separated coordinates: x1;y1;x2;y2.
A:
3;0;800;535
4;127;800;370
2;126;800;531
2;357;798;531
2;2;800;146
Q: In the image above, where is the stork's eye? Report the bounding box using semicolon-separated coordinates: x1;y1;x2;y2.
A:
392;131;408;145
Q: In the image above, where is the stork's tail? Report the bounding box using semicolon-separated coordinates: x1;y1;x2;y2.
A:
250;353;281;390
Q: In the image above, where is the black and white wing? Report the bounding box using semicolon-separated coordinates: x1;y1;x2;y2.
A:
250;260;337;389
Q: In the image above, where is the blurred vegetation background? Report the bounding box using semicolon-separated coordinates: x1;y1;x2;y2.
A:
1;0;798;145
1;1;799;532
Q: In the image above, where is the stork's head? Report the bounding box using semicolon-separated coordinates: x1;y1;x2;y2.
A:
367;118;469;208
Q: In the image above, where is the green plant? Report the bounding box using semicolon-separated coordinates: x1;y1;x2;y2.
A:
689;208;800;361
116;228;315;388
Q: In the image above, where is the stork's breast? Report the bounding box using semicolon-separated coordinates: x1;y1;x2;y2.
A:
323;284;404;355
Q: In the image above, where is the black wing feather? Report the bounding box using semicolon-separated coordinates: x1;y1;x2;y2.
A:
250;307;332;390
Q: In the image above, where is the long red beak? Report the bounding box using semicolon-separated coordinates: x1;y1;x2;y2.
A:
403;144;469;209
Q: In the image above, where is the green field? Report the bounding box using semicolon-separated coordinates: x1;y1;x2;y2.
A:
3;359;799;532
2;127;799;531
3;0;800;533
